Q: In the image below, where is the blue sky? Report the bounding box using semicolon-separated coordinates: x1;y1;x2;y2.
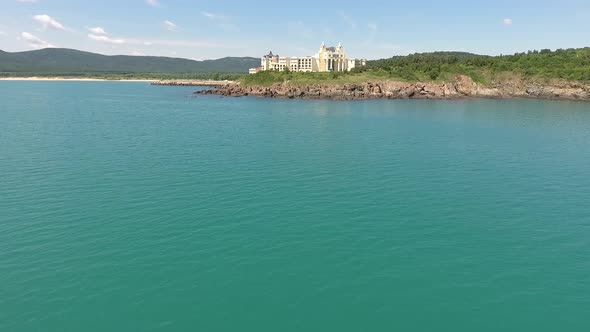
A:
1;0;589;60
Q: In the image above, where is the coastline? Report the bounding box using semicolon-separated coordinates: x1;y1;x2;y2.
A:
0;77;156;82
196;75;590;102
0;78;235;86
151;79;235;87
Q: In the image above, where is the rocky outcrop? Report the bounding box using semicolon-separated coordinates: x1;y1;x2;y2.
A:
195;75;590;101
153;79;234;87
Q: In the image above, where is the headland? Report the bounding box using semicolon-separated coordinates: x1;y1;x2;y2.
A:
196;45;590;101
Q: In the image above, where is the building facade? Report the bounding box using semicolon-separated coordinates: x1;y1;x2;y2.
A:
347;58;367;71
289;57;316;72
261;51;280;71
250;43;366;74
317;43;347;72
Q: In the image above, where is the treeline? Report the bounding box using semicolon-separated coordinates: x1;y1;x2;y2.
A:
360;48;590;82
243;47;590;86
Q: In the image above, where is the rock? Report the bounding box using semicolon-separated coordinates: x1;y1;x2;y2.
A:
193;77;590;102
454;75;478;96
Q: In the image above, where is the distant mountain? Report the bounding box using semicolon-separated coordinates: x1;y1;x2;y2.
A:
0;48;259;74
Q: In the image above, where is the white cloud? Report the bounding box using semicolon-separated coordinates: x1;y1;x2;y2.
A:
88;26;106;35
131;51;145;56
21;32;54;48
86;32;230;49
86;27;126;44
200;11;220;20
17;0;39;3
140;39;233;48
88;34;125;44
146;0;159;6
33;14;66;31
503;18;513;26
163;20;177;31
83;23;238;51
0;31;6;36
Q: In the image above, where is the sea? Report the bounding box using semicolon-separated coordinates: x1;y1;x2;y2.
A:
1;81;589;331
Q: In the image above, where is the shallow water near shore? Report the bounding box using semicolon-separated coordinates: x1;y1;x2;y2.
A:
1;81;590;331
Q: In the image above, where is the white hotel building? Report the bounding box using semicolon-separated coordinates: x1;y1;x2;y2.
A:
249;42;367;74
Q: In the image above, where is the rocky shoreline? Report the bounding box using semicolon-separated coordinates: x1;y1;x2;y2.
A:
152;79;234;87
195;75;590;101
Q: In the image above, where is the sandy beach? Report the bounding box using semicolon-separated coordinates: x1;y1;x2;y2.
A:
0;77;156;82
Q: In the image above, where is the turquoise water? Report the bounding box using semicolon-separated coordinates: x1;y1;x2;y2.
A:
1;81;589;331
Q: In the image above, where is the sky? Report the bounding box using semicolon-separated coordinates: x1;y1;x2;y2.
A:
0;0;589;60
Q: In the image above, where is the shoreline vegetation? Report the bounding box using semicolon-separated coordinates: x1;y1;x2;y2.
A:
198;48;590;101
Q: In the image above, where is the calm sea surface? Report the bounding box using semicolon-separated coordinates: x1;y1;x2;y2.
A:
1;81;589;331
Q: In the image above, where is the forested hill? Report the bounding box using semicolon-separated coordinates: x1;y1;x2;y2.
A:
0;48;259;74
363;48;590;82
3;47;589;82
